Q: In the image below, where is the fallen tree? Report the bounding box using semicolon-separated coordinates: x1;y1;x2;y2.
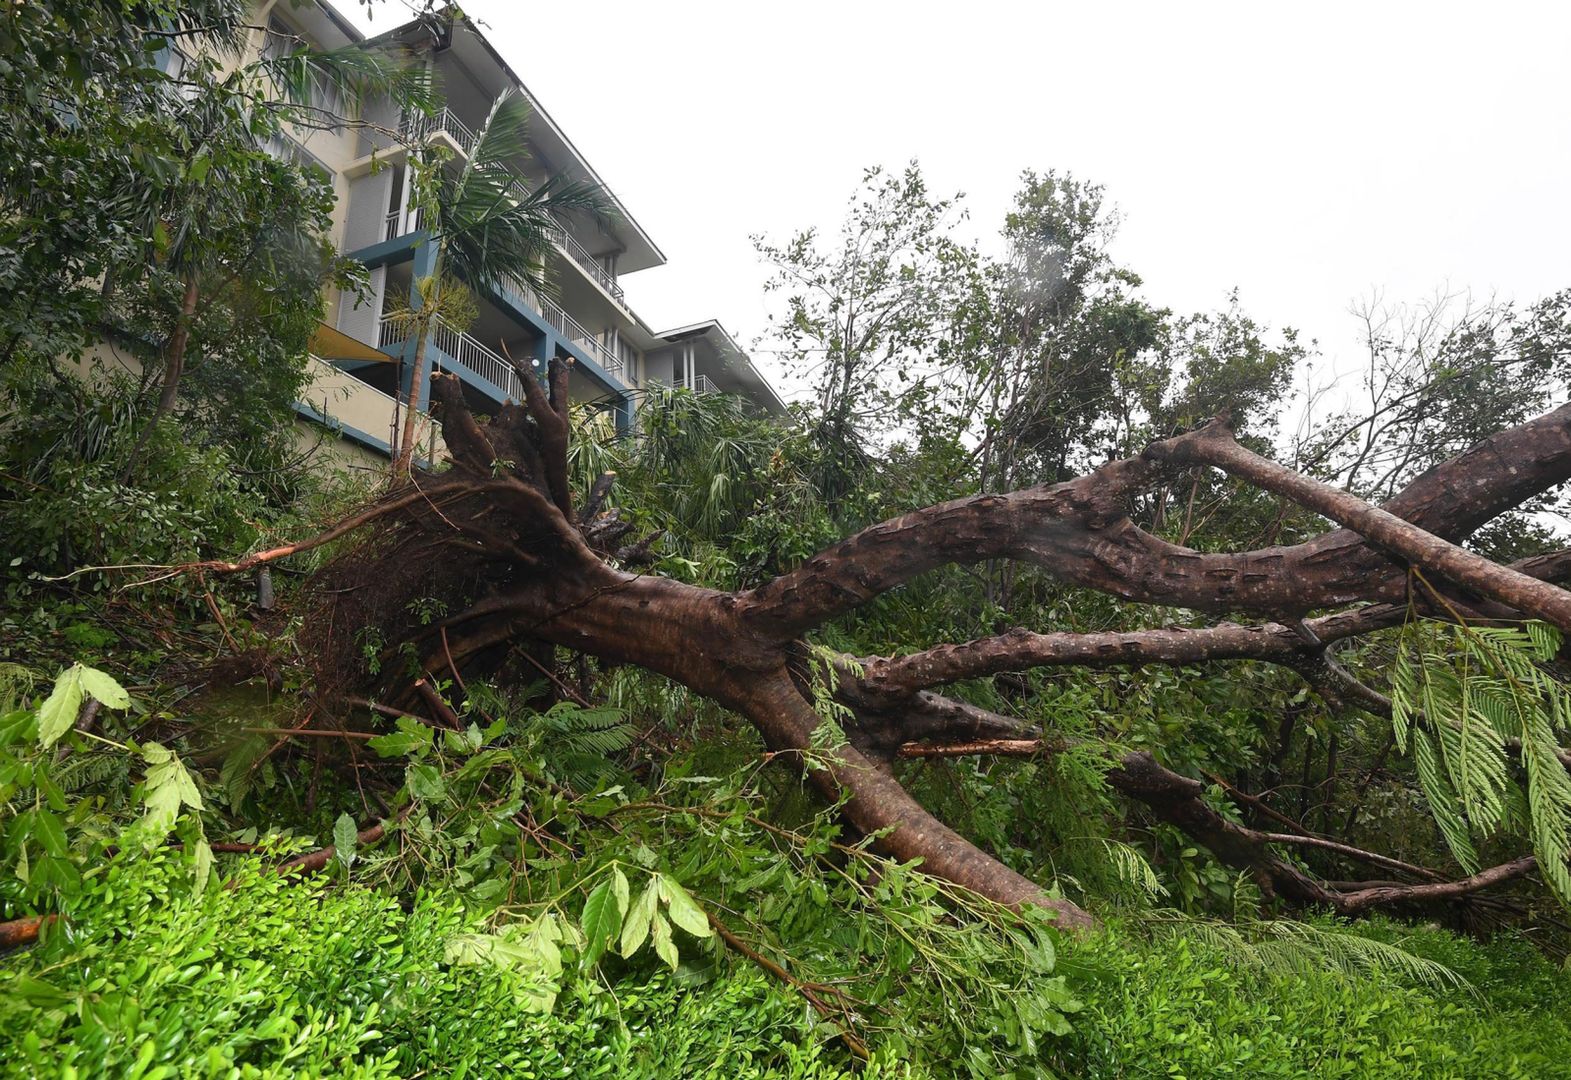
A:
230;361;1571;929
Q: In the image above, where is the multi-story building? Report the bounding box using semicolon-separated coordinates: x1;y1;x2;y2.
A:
237;1;785;465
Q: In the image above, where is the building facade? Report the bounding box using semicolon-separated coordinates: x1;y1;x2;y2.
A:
234;1;785;462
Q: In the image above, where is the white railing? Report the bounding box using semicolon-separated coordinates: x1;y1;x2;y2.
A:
378;315;526;402
693;373;718;395
549;216;626;306
499;178;627;310
496;273;624;380
262;129;334;179
383;205;429;241
400;107;477;155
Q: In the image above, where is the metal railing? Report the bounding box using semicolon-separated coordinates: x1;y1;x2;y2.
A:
497;273;624;380
693;373;718;395
262;129;334;180
378;315;526;402
548;216;626;306
399;107;477;155
383;207;426;241
498;177;626;309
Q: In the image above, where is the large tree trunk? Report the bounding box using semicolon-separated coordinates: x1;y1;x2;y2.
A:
202;366;1571;927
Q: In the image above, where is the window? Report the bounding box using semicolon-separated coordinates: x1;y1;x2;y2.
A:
261;16;295;65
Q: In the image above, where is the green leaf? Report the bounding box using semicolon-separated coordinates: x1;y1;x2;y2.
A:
36;665;85;749
140;742;202;832
579;878;621;967
611;865;630;917
77;666;130;710
0;707;37;746
368;717;433;758
333;813;358;871
659;876;712;938
32;809;68;857
650;911;678;971
9;974;73;1009
406;762;447;802
446;918;566;1013
191;838;214;896
38;663;128;748
619;878;659;958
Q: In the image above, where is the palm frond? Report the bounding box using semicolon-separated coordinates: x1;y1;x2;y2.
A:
428;88;617;297
256;43;432;124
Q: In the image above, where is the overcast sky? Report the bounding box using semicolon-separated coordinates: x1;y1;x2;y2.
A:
354;1;1571;402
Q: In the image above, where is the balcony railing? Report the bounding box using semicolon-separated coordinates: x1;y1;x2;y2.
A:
263;129;334;180
693;373;718;395
548;216;626;307
400;107;477;155
497;178;626;310
498;273;624;380
378;315;526;402
383;206;426;241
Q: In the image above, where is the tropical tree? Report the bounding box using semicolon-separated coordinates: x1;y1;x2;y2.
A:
387;88;610;477
74;146;1571;941
753;164;983;500
0;0;429;472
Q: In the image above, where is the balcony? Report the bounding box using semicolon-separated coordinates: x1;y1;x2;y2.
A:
383;206;420;242
374;169;629;316
549;216;626;308
378;314;529;402
498;273;625;380
399;107;477;155
693;373;718;395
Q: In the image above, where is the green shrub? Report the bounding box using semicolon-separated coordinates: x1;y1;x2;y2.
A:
1052;917;1571;1079
0;850;917;1079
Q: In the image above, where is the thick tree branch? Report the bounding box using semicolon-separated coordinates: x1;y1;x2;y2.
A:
284;364;1571;928
857;548;1571;696
1150;418;1571;632
737;404;1571;640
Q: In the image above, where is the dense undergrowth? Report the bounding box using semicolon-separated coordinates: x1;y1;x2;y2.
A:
3;848;1569;1078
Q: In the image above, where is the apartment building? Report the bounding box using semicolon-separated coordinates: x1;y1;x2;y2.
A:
242;1;785;463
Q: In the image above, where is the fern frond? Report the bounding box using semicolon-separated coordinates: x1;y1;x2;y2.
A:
1141;911;1470;994
1096;838;1169;902
1414;728;1481;872
0;662;39;714
1389;618;1571;902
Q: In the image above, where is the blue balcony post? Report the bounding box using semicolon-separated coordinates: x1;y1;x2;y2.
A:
532;334;553;393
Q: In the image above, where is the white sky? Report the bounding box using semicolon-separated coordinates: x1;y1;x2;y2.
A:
351;1;1571;403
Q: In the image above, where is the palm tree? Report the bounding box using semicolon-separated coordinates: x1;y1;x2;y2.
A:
389;88;610;477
